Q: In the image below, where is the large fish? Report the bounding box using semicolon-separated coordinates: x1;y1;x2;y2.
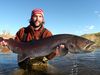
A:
0;34;95;62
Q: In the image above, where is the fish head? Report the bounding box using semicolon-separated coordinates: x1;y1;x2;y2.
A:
67;36;95;53
75;36;95;53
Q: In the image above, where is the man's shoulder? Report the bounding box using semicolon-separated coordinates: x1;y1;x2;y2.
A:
44;28;52;34
19;27;25;31
43;28;53;36
43;28;48;32
18;27;28;33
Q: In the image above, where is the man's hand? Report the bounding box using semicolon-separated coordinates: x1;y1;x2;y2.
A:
42;57;48;63
44;44;65;60
55;44;65;56
0;40;8;46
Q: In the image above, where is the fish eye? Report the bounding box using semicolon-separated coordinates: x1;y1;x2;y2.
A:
68;43;75;49
85;40;90;44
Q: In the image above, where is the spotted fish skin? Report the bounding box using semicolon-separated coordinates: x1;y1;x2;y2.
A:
0;34;95;62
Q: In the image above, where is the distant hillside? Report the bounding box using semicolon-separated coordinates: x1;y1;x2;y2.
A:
0;31;100;53
0;31;14;39
81;32;100;47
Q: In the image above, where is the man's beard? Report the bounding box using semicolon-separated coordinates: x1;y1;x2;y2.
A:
30;21;44;28
33;23;42;28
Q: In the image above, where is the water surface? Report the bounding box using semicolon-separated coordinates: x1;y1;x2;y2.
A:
0;49;100;75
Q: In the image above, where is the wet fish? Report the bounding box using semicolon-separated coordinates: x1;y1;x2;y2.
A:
0;34;95;62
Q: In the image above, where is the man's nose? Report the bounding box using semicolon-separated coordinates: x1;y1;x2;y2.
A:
36;16;39;20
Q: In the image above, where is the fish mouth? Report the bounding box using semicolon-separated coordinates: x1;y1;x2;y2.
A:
83;43;95;52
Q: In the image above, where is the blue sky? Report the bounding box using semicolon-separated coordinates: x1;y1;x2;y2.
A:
0;0;100;35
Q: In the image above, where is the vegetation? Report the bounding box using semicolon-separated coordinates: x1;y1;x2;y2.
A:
0;30;14;38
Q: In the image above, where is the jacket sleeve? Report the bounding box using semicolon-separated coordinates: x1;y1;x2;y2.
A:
42;29;52;38
14;27;25;42
43;29;59;60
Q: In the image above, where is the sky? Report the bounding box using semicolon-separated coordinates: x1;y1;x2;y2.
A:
0;0;100;36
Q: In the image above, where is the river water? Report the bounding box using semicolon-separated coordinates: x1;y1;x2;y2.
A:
0;49;100;75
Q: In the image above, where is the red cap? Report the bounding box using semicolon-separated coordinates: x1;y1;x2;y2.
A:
32;8;44;16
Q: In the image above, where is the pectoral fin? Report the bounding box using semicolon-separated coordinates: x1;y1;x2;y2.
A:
59;47;68;56
52;44;68;57
18;54;29;63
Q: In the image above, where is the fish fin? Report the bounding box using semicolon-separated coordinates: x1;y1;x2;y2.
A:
18;54;28;62
52;45;68;57
59;47;68;56
11;47;23;54
57;43;68;56
18;54;35;63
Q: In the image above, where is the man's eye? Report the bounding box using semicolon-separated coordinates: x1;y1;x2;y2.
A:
39;16;42;18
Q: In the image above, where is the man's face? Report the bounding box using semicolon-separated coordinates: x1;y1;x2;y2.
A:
32;14;44;27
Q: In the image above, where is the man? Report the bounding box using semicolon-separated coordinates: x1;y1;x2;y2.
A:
15;8;63;70
0;8;64;71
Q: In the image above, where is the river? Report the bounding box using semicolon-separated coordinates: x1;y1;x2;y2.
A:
0;49;100;75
